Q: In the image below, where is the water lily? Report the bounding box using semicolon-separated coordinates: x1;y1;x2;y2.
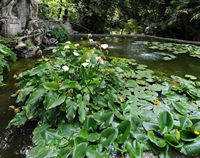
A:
62;65;69;72
64;45;70;49
100;44;109;49
81;62;89;68
73;51;80;56
74;44;80;47
96;56;104;64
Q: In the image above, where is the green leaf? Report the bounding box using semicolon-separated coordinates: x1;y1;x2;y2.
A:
24;87;47;119
60;80;81;90
100;127;118;147
179;116;193;130
125;140;143;158
117;120;131;144
44;91;66;110
43;82;59;91
164;134;182;148
7;111;27;128
159;145;173;158
72;142;88;158
147;131;166;148
159;111;173;134
143;122;159;131
181;139;200;156
93;111;114;129
65;100;77;122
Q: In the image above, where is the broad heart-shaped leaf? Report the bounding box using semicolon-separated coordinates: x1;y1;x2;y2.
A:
43;82;59;91
181;138;200;156
100;127;118;147
178;116;193;130
60;79;81;91
117;120;131;144
43;91;66;110
7;111;27;128
159;111;173;134
93;111;114;129
147;131;166;148
72;142;88;158
24;87;47;119
65;100;78;122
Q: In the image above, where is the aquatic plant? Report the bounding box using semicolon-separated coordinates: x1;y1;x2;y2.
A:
146;42;200;58
0;44;16;85
8;42;200;157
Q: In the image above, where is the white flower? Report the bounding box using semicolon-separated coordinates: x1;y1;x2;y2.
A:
66;41;71;44
62;65;69;72
86;59;90;63
74;44;80;47
64;45;70;49
73;51;80;56
96;56;104;64
88;33;93;38
89;39;94;42
100;44;109;49
81;62;89;68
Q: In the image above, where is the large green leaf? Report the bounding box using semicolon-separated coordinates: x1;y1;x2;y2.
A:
72;142;88;158
24;87;47;119
181;139;200;156
100;127;118;147
43;91;66;110
147;131;166;148
65;100;78;122
159;111;173;134
117;120;131;144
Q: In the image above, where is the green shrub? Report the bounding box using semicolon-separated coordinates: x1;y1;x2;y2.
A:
0;44;16;85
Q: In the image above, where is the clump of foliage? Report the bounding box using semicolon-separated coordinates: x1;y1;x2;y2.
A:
0;35;18;48
0;44;16;85
51;25;69;42
145;41;200;58
8;42;200;157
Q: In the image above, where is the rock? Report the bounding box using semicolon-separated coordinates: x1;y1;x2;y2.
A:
15;41;26;49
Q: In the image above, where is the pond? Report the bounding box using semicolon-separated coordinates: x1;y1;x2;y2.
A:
0;37;200;157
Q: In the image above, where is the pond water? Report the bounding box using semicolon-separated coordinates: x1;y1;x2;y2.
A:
1;37;200;157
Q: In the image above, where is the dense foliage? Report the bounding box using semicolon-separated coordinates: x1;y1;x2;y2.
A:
0;44;16;85
38;0;200;40
8;42;200;157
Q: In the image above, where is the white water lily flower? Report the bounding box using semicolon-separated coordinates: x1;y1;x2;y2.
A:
74;44;80;47
100;44;109;49
64;45;70;49
73;51;80;56
62;65;69;72
81;62;89;68
96;56;104;64
66;41;71;44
